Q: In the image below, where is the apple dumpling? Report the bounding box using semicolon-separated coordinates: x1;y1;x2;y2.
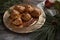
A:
8;4;41;28
30;8;41;18
14;5;25;13
24;5;34;13
12;18;23;26
21;13;32;21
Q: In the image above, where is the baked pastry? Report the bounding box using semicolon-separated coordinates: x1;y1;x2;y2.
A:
21;13;32;21
25;5;34;13
30;8;41;18
8;4;41;28
12;18;22;26
9;9;21;19
14;5;25;13
9;9;23;26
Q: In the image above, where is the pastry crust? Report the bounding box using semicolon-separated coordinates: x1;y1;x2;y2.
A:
21;13;32;21
25;5;34;13
12;18;22;25
14;5;25;13
30;8;41;18
8;4;41;28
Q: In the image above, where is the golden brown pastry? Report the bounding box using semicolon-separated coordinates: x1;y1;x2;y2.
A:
8;4;41;28
21;13;32;21
30;8;41;18
14;5;25;13
12;18;23;26
9;9;21;19
25;5;34;13
9;9;22;24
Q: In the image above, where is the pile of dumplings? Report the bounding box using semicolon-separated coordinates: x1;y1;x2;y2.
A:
8;4;41;28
